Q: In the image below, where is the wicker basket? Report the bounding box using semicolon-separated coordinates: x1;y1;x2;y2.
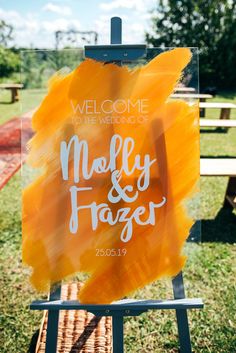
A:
36;282;112;353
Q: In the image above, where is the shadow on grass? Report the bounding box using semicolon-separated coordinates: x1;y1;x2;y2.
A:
200;155;236;159
188;208;236;244
28;329;39;353
200;128;228;134
201;207;236;243
0;101;13;104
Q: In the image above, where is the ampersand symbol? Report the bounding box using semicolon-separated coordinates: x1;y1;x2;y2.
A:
108;170;138;204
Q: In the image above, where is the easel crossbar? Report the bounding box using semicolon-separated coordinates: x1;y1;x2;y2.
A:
31;297;203;314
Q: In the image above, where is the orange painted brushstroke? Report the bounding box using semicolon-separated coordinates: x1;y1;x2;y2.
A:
22;48;199;303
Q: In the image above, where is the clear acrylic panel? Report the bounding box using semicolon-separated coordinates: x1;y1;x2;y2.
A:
21;47;200;304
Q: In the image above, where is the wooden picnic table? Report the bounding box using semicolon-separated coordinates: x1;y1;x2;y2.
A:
199;102;236;119
171;93;212;102
200;158;236;209
0;83;23;103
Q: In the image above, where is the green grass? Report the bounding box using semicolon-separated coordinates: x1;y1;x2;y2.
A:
0;89;46;125
0;90;236;352
0;173;42;352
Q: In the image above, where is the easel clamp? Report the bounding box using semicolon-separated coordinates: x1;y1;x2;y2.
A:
85;44;147;61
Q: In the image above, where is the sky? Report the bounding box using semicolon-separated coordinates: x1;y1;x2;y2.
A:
0;0;157;48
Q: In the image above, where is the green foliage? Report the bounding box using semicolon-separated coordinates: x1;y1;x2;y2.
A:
0;46;20;77
20;49;83;88
146;0;236;90
20;50;46;89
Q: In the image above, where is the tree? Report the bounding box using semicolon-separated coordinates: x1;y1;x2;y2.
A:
0;20;13;47
146;0;236;90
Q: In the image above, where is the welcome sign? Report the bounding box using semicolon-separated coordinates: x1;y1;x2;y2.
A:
22;48;199;304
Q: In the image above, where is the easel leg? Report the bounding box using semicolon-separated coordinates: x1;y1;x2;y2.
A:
172;272;192;353
45;284;61;353
112;315;124;353
45;310;60;353
175;309;192;353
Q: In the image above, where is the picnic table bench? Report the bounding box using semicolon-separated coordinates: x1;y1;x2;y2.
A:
171;93;212;102
199;102;236;120
174;87;195;93
200;158;236;209
200;119;236;128
0;83;23;103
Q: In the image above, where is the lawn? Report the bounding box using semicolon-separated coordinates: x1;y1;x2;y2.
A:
0;90;236;353
0;88;46;125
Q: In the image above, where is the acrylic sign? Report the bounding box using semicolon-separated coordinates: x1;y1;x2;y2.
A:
22;48;199;303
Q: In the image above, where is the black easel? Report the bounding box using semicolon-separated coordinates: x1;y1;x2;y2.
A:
30;17;203;353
